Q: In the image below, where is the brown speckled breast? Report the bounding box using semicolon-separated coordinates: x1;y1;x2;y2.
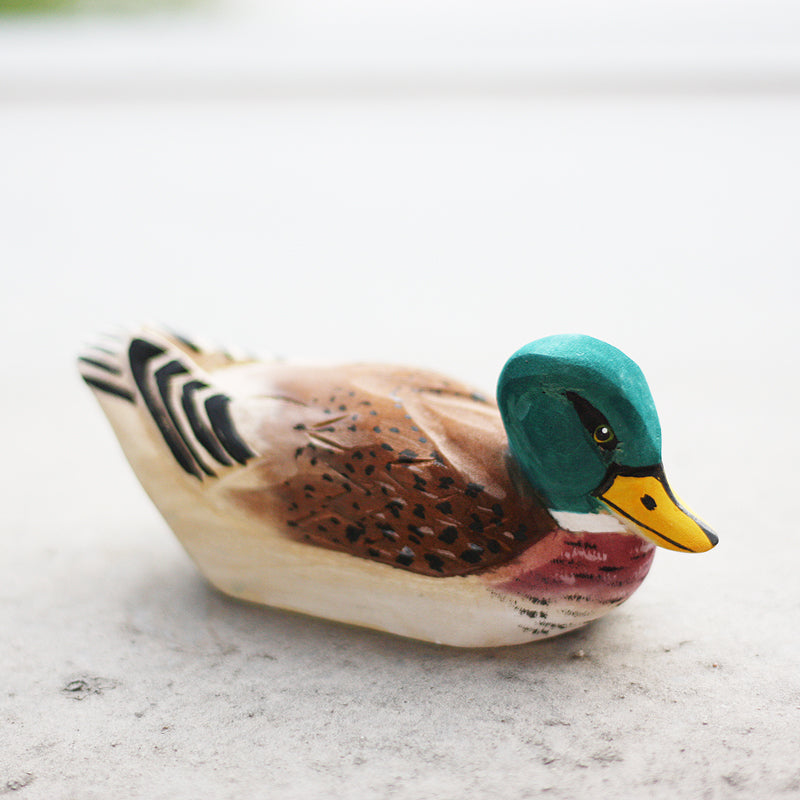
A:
227;364;556;577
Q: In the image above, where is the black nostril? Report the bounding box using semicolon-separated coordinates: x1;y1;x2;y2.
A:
641;494;657;511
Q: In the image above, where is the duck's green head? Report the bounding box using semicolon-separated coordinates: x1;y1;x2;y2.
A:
498;334;717;553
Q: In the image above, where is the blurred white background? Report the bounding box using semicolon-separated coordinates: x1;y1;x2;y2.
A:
2;3;799;798
2;0;799;378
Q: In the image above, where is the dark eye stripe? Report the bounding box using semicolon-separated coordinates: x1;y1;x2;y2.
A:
565;391;617;451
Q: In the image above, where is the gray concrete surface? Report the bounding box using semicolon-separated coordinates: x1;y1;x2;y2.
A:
2;4;800;797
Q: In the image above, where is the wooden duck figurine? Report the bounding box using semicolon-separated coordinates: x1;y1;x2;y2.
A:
78;327;717;647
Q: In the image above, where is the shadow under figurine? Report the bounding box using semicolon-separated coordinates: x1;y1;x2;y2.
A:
79;328;717;647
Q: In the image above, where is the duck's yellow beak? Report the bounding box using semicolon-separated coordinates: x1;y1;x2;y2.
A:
597;466;718;553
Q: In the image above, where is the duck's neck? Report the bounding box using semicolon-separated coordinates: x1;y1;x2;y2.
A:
548;509;627;533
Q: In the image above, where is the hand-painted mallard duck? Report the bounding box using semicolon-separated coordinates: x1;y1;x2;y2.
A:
78;327;716;647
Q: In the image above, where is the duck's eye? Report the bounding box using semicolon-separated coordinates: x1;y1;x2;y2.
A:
593;425;614;444
566;391;617;451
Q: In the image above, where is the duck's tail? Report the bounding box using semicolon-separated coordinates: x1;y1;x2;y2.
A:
78;326;258;482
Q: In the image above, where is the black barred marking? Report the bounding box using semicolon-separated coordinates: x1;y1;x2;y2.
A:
81;375;135;402
170;331;202;353
127;337;255;480
130;339;202;479
156;360;216;478
78;356;122;376
205;394;255;466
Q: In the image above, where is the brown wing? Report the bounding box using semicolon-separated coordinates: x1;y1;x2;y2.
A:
226;363;555;577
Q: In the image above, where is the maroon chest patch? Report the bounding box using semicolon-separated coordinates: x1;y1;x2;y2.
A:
490;530;656;606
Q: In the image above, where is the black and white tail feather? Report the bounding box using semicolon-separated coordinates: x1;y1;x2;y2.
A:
78;327;257;482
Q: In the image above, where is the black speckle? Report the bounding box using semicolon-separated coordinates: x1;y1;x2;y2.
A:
387;500;404;518
294;447;304;458
381;443;394;452
396;546;415;566
304;484;315;492
439;476;455;489
418;436;428;444
345;463;355;473
492;503;504;517
435;501;453;515
399;449;418;462
641;494;657;511
347;424;357;432
424;553;445;572
413;504;426;518
373;426;381;433
469;515;485;533
486;539;501;553
470;392;488;403
513;524;529;541
460;543;484;563
346;525;364;542
389;427;400;433
465;482;484;498
438;526;458;544
378;522;397;540
368;547;380;558
339;404;347;412
352;451;364;460
365;464;375;476
322;474;334;482
293;423;306;430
